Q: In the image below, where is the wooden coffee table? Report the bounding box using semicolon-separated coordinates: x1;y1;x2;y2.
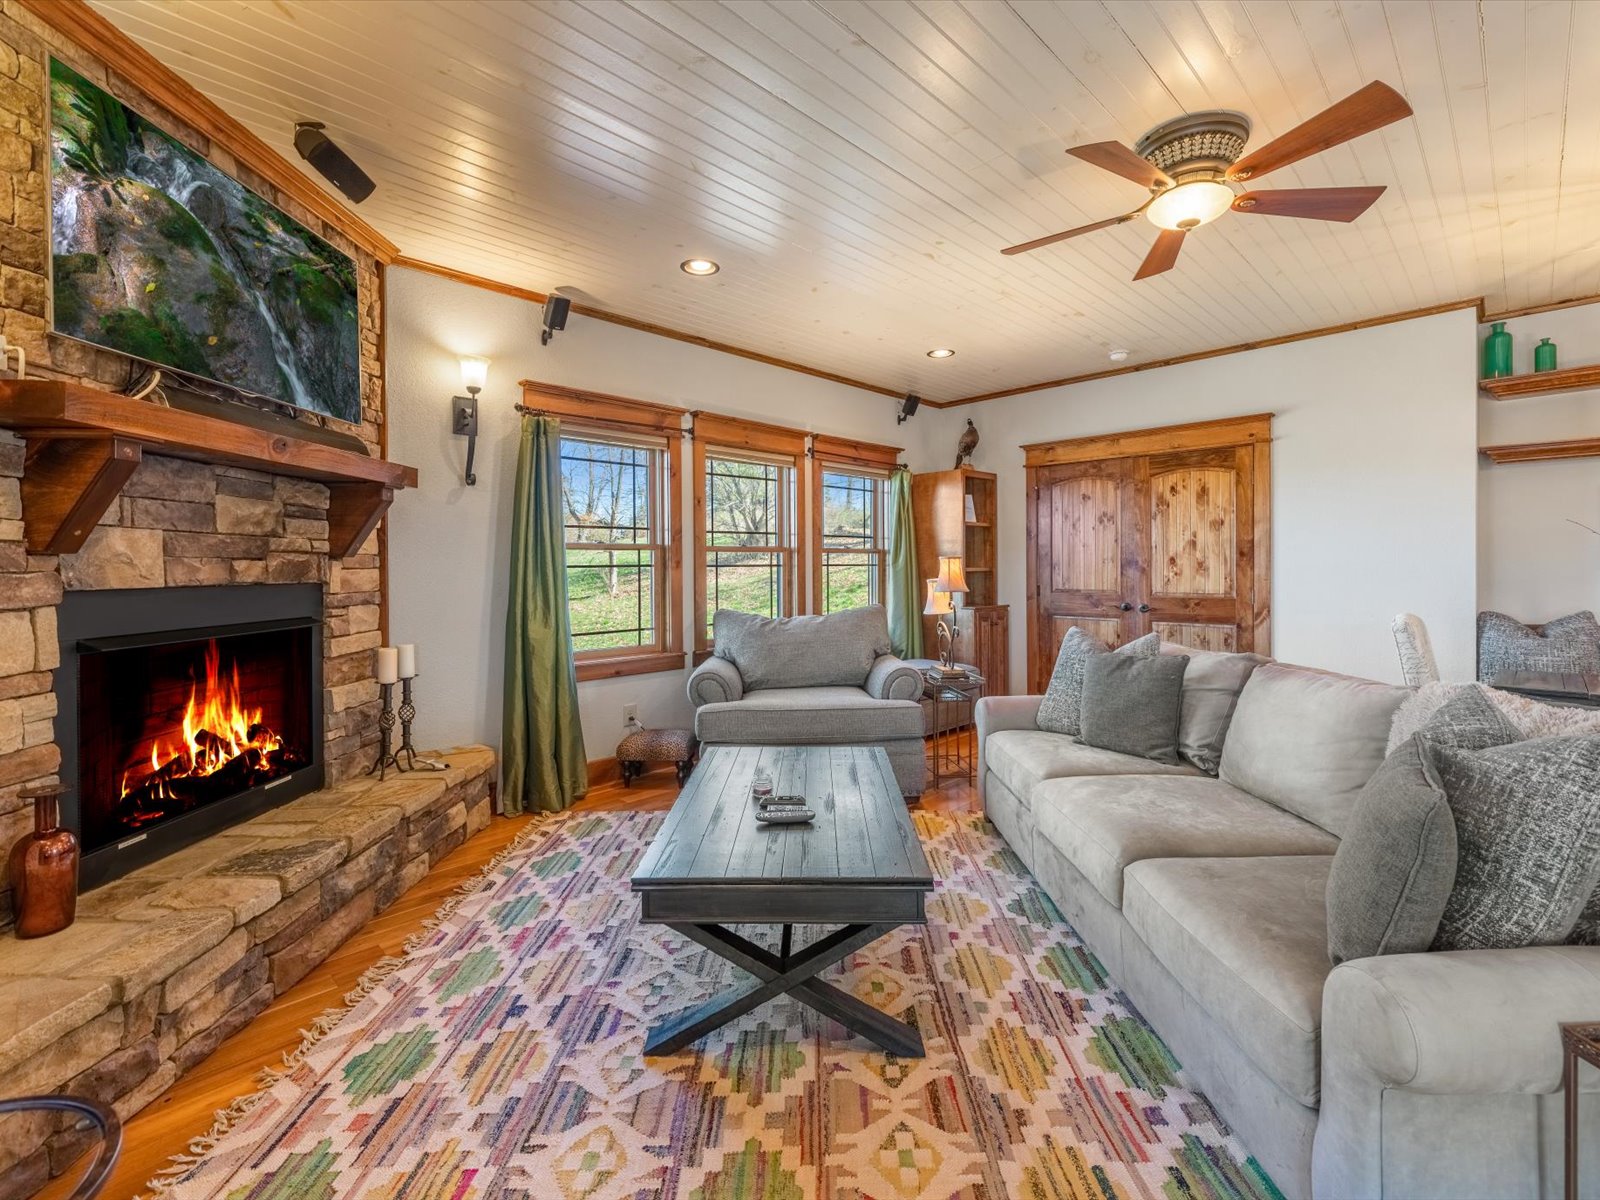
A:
631;744;934;1057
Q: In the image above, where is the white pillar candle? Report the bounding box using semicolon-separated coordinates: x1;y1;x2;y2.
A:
397;644;417;679
376;646;398;685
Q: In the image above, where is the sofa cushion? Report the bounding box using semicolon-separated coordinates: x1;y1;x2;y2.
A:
1079;651;1189;765
693;685;923;744
1160;643;1269;774
982;729;1201;811
1038;627;1158;736
1032;774;1339;907
713;606;890;690
1219;662;1407;837
1124;855;1334;1106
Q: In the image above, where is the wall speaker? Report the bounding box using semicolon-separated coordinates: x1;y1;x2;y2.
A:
293;122;375;204
541;295;571;346
897;392;921;424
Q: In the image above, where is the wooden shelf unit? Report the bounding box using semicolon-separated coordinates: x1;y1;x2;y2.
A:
0;380;418;556
1480;438;1600;464
911;466;1008;692
1480;364;1600;401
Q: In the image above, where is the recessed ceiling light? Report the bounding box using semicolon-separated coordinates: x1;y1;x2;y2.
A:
926;348;955;359
1108;348;1130;362
680;258;719;276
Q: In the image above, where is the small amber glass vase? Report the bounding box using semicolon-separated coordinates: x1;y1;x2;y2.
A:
8;785;78;939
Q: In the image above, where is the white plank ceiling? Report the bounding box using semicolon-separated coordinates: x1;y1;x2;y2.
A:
90;0;1600;402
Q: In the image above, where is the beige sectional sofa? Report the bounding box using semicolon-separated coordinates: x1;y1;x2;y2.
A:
976;651;1600;1200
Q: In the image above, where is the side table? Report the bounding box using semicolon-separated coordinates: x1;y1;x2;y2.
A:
1562;1021;1600;1199
924;670;984;786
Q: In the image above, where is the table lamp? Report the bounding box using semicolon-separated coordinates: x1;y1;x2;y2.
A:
925;555;969;675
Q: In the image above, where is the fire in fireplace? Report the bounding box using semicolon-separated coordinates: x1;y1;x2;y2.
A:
57;585;325;888
102;636;312;840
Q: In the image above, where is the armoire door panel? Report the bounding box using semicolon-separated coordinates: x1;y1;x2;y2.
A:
1153;621;1239;652
1150;465;1237;597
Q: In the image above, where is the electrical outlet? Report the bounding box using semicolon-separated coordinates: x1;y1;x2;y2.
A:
623;703;639;724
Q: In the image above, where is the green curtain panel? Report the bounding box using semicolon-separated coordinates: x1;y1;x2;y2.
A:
887;466;923;660
502;413;588;814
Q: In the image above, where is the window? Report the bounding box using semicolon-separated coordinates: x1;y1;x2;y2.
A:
524;382;686;681
817;467;888;612
703;452;794;639
560;433;665;655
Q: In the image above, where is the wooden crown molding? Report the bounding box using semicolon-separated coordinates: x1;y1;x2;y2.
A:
396;256;906;402
935;298;1486;408
1480;293;1600;324
20;0;399;263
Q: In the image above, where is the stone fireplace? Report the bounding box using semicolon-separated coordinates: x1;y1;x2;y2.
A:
58;583;325;889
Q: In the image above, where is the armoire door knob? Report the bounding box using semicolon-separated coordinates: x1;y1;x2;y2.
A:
1138;603;1150;613
1118;602;1133;612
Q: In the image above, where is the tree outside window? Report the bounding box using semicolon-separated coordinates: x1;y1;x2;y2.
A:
704;454;792;637
560;434;665;655
819;468;887;613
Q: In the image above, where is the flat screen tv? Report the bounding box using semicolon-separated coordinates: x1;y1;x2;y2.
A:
47;58;361;426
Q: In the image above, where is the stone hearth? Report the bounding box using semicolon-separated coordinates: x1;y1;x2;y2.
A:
0;746;495;1195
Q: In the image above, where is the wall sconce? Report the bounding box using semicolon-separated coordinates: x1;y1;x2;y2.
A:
453;356;488;486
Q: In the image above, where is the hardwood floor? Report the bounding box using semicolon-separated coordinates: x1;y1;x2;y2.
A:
54;753;979;1199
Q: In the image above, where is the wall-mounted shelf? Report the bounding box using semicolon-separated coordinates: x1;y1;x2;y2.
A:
1479;438;1600;464
1480;364;1600;400
0;380;418;555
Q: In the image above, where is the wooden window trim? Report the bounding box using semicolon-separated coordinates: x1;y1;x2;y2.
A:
810;457;892;615
692;413;808;653
552;392;685;680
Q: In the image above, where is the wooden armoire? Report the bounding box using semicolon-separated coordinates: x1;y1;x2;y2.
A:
911;467;1009;694
1023;413;1272;692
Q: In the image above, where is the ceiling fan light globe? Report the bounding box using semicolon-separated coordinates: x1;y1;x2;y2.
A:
1146;180;1234;231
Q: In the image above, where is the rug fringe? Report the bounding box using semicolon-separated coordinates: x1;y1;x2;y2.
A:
139;809;567;1197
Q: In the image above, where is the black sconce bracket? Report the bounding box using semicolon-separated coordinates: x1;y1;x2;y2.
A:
452;392;480;486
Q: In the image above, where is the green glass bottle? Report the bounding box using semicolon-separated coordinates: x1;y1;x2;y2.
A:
1483;322;1513;379
1534;337;1557;373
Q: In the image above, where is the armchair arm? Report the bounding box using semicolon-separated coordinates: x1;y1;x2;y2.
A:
687;656;744;707
975;695;1044;807
1314;946;1600;1197
866;655;923;701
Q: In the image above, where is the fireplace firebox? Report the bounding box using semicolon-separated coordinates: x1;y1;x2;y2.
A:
57;585;325;889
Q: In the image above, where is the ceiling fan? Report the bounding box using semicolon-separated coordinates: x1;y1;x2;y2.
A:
1002;81;1414;280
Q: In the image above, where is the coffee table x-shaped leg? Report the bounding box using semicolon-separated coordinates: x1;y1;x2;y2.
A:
643;920;924;1058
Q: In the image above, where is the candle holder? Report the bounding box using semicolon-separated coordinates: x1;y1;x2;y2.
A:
396;675;448;772
366;682;400;780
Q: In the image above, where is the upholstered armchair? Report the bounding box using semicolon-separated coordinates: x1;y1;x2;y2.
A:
686;606;928;794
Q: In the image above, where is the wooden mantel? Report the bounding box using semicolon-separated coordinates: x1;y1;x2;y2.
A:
0;380;418;556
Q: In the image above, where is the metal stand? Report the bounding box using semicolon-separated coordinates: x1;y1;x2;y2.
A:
366;682;399;780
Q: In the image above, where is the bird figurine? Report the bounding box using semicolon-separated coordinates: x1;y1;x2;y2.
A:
955;419;980;468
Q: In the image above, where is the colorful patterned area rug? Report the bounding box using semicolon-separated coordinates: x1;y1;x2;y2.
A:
152;811;1283;1200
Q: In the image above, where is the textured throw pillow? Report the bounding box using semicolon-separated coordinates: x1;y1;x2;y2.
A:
1388;681;1600;753
1078;652;1190;764
1430;736;1600;951
1160;644;1267;774
1326;689;1524;965
1477;610;1600;679
1037;628;1158;736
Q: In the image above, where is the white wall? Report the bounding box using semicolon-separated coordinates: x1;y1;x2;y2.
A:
384;267;936;763
1477;303;1600;622
921;308;1482;685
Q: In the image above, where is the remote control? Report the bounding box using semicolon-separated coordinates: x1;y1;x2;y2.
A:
759;794;809;807
755;806;814;824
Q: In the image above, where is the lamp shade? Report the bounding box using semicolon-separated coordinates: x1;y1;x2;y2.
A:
934;555;969;595
923;579;952;616
459;355;489;393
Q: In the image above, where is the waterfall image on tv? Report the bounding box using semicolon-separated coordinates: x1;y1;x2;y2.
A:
48;58;361;425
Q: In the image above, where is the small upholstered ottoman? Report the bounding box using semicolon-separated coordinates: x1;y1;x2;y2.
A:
616;727;698;786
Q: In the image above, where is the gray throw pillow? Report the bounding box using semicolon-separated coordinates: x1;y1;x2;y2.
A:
1161;644;1267;774
1037;628;1158;736
1430;735;1600;951
1477;610;1600;679
1078;652;1190;765
1325;690;1523;965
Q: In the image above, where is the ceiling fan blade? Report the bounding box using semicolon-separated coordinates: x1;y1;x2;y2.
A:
1133;228;1185;280
1001;211;1140;256
1232;186;1386;222
1227;81;1412;181
1066;141;1173;190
